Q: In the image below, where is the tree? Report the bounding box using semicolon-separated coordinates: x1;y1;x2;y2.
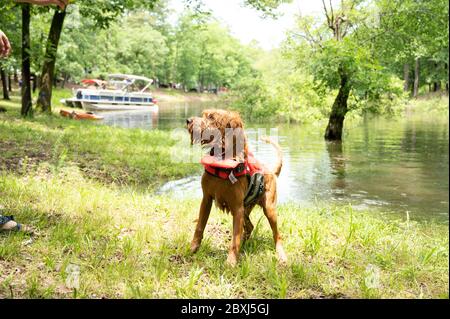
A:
113;12;169;81
21;3;32;116
372;0;449;96
36;0;160;112
288;0;402;141
35;7;65;112
243;0;292;17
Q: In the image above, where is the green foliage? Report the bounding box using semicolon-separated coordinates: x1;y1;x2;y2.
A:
36;6;256;90
0;0;448;122
169;12;256;90
244;0;292;17
230;0;447;123
229;49;326;123
228;76;278;121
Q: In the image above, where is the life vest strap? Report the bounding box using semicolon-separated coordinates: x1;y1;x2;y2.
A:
203;162;249;180
201;153;266;181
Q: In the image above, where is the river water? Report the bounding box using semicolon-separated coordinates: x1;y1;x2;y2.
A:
98;102;449;222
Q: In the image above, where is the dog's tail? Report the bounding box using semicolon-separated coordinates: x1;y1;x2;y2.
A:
260;136;283;177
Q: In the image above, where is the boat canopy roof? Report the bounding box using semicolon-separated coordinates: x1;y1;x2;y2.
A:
81;79;106;86
104;74;153;93
108;74;153;84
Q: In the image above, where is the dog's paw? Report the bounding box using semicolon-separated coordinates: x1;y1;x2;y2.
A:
190;242;200;254
276;246;288;265
277;254;288;266
226;253;238;267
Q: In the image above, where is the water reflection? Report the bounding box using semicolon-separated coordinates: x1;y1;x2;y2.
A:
326;141;347;190
97;102;449;221
99;109;159;129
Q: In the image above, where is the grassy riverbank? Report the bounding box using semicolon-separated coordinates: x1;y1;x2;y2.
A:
0;94;448;299
0;92;199;189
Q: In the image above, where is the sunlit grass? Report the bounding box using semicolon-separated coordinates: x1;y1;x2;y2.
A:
0;89;448;299
0;91;200;189
407;93;449;117
0;168;448;298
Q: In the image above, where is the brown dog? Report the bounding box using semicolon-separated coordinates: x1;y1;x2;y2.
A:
186;109;287;266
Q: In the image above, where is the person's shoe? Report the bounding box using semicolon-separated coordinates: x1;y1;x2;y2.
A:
0;218;21;231
0;215;36;235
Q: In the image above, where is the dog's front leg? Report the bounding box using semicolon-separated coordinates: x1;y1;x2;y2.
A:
227;206;244;267
191;195;213;253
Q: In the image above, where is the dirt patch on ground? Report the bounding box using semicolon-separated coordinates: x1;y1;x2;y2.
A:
0;140;52;172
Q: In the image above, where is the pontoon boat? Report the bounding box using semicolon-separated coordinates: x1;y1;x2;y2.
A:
61;74;157;111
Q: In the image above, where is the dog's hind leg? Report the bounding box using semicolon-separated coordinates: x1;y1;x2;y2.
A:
262;203;287;264
243;205;255;242
227;206;245;267
191;195;213;253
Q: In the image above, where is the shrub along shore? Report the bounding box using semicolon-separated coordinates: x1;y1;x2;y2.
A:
0;94;448;298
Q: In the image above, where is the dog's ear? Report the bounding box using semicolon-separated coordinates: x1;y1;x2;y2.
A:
186;118;193;126
202;109;215;120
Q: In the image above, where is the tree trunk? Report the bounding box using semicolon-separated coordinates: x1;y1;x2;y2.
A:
61;73;67;88
36;8;66;113
433;81;441;92
403;63;410;92
8;73;12;92
32;73;37;92
433;62;441;92
445;63;449;93
0;67;10;100
413;57;420;98
324;70;351;141
21;4;33;117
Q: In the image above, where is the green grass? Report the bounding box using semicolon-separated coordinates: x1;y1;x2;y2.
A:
406;93;449;117
0;169;447;298
0;90;448;298
0;90;200;189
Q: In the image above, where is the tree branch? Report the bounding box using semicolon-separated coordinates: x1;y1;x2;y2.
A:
321;0;333;30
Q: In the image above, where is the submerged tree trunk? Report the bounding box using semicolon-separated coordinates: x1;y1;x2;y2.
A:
413;57;420;98
324;70;351;141
0;67;10;100
21;4;33;117
36;9;66;113
403;63;410;92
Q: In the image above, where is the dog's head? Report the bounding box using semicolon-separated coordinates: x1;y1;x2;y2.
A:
186;109;248;160
186;116;205;145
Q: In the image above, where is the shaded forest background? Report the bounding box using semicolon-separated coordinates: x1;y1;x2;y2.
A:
0;0;448;138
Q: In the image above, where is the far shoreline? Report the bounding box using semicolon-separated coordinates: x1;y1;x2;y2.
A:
153;88;221;103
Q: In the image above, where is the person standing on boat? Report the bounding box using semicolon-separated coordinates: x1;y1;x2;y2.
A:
0;0;68;233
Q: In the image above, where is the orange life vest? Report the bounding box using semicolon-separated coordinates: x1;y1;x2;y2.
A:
201;152;265;182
